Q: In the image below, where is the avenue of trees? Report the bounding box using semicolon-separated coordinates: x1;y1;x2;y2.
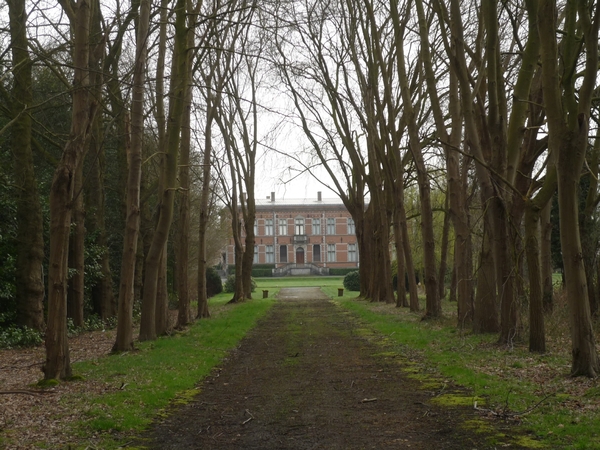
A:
1;0;599;378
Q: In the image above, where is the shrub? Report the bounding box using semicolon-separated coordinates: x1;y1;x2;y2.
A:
329;268;358;276
0;325;43;349
206;267;223;298
224;275;256;293
251;268;273;277
343;270;360;291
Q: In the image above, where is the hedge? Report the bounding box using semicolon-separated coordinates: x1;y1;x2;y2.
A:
329;268;359;276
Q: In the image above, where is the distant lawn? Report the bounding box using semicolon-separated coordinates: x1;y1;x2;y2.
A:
255;276;344;289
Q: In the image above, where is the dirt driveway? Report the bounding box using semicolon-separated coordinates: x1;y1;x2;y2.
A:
144;288;523;449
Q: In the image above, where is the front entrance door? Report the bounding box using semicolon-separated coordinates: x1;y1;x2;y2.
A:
296;247;305;265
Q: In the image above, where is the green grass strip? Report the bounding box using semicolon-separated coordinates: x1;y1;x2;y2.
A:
70;294;274;449
336;298;600;449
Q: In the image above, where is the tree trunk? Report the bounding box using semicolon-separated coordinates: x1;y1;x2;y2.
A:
139;0;188;341
176;32;195;328
113;0;148;351
438;200;450;301
525;203;546;352
155;245;169;335
67;162;85;327
9;0;45;332
81;0;114;322
402;211;419;312
540;201;554;312
46;0;94;380
538;0;600;377
558;146;599;376
394;209;407;308
197;95;215;316
473;223;499;333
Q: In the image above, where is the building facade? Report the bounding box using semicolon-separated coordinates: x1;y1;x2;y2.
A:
225;192;359;275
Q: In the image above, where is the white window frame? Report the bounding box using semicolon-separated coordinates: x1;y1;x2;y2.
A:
327;218;336;235
347;218;355;235
327;244;336;262
348;243;357;262
312;218;321;235
265;219;273;235
266;245;274;263
279;218;287;236
295;217;305;235
253;245;259;263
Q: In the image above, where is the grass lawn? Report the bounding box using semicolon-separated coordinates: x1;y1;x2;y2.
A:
69;293;274;449
335;295;600;449
255;275;345;290
62;274;598;449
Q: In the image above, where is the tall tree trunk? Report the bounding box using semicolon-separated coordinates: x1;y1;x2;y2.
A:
112;0;147;352
139;0;188;341
473;224;498;333
67;163;85;327
538;0;600;376
525;204;545;353
438;199;450;301
197;95;215;316
45;0;94;380
540;200;554;312
402;210;419;312
394;209;407;308
85;0;114;319
176;22;196;328
9;0;45;332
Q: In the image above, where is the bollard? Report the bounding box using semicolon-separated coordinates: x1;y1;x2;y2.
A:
262;290;269;298
338;288;344;297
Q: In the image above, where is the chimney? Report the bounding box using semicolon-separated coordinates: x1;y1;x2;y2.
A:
317;191;322;202
271;191;275;202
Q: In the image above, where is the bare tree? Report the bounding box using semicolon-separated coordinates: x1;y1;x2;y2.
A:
538;0;600;376
8;0;46;332
45;0;97;379
113;0;149;352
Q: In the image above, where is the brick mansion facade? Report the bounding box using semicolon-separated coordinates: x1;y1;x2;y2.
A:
225;192;359;275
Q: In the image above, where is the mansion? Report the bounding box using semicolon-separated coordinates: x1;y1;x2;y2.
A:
225;192;359;276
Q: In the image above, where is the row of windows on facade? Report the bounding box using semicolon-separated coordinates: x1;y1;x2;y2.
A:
253;243;358;263
254;217;356;236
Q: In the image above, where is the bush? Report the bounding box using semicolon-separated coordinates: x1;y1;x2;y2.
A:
0;325;43;349
252;269;273;277
329;268;358;276
343;270;360;291
206;267;223;298
224;275;256;293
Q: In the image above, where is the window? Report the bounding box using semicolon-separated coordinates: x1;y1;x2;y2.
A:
254;245;259;263
295;217;305;235
348;243;357;262
327;244;336;262
266;245;274;263
279;245;288;263
279;218;287;235
254;220;258;235
313;244;321;262
327;218;336;235
265;219;273;235
347;218;355;235
312;218;321;235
